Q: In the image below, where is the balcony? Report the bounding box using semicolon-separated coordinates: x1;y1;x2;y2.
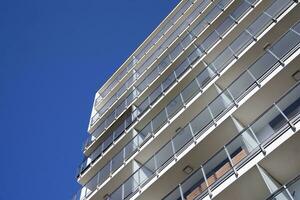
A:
81;0;261;172
265;175;300;200
163;82;300;200
96;0;194;103
75;0;299;194
91;0;210;123
106;23;300;200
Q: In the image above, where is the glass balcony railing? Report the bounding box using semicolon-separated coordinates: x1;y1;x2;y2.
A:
92;0;211;120
76;5;299;199
78;0;260;177
85;0;235;154
265;175;300;200
107;21;300;200
163;82;300;200
78;109;140;176
97;0;194;101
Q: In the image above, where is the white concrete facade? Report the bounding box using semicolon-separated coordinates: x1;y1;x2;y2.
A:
73;0;300;200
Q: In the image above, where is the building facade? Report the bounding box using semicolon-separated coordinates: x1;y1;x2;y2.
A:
73;0;300;199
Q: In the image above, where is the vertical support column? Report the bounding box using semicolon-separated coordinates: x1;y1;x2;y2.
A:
224;146;238;177
201;165;213;198
179;184;185;200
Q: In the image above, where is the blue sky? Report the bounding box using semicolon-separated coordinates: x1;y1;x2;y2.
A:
0;0;180;199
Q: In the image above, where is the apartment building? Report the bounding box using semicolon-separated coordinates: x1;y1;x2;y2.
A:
73;0;300;199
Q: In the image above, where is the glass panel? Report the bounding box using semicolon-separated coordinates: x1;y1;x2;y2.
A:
170;44;183;61
216;17;235;37
247;13;271;37
140;122;153;141
192;20;208;36
181;34;194;49
196;66;216;88
103;133;113;151
172;126;193;153
226;130;259;167
227;71;256;101
166;95;184;118
270;31;300;60
124;138;139;159
162;72;176;91
190;108;213;136
85;175;98;197
138;164;154;186
156;142;174;169
158;56;171;73
110;186;122;200
163;186;182;200
265;0;292;19
150;85;163;103
248;52;278;80
201;31;219;51
181;169;205;200
206;6;222;23
138;98;150;113
212;48;234;72
114;122;124;139
123;176;138;199
230;31;253;55
287;179;300;200
98;164;110;185
112;151;123;172
250;106;285;144
203;149;229;189
181;79;201;103
152;110;168;133
270;190;293;200
209;90;234;118
188;48;202;65
276;84;300;123
175;59;190;78
232;2;251;21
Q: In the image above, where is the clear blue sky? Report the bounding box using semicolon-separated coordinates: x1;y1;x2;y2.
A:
0;0;180;199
